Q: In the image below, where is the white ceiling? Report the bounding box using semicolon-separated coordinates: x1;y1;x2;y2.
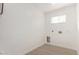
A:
34;3;74;13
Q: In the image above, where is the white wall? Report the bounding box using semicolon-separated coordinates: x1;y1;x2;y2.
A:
45;4;78;51
76;3;79;54
0;3;45;54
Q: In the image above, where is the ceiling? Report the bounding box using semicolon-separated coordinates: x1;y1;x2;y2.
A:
34;3;74;13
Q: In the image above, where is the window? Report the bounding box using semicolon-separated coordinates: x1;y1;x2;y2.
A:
51;15;66;23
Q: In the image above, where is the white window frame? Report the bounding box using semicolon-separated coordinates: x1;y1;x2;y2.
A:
51;15;66;24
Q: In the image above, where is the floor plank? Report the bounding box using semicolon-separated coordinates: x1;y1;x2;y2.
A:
26;44;77;55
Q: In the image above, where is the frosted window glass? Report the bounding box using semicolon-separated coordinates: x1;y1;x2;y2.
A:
51;15;66;23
